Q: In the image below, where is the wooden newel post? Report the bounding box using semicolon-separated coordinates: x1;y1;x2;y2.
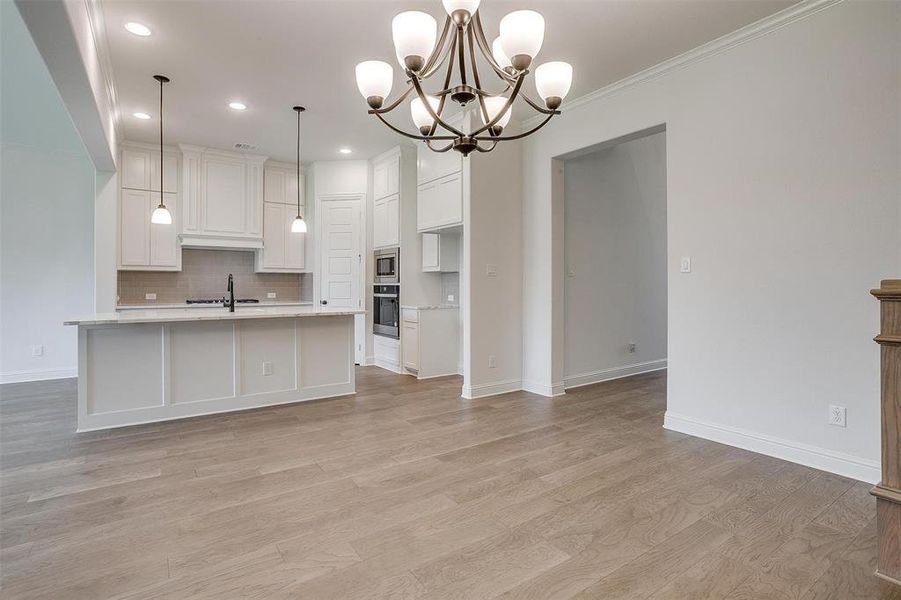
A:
872;279;901;585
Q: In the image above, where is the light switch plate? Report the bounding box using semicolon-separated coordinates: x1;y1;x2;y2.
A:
262;361;273;376
267;292;277;299
145;293;157;300
31;345;43;357
680;257;691;273
447;294;455;303
486;264;498;277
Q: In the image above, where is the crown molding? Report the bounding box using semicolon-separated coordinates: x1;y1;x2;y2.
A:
84;0;121;146
522;0;844;130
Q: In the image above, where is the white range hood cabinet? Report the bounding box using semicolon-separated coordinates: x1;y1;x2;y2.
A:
178;145;268;249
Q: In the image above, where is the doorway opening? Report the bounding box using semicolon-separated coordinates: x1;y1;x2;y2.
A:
561;127;667;389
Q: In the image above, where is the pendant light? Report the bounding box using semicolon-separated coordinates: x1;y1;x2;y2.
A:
291;106;307;234
150;74;172;225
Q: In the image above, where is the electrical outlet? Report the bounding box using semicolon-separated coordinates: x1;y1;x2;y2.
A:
31;345;43;357
262;361;273;376
447;294;455;303
488;355;496;368
828;405;847;427
145;293;157;300
267;292;277;299
486;264;498;277
628;343;637;354
679;257;691;273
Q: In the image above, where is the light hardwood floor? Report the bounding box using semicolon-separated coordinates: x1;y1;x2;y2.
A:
1;368;898;599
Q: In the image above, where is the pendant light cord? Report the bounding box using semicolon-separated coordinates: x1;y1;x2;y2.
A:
159;77;164;208
296;109;302;218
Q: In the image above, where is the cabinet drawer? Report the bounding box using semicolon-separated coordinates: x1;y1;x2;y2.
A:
402;308;419;323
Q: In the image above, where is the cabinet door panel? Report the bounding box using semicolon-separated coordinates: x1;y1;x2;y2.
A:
121;150;150;190
402;321;419;371
262;202;285;268
203;159;246;233
417;181;437;231
150;192;179;267
120;189;150;266
385;194;399;246
373;198;388;248
264;168;286;205
286;172;302;208
422;233;439;271
373;162;389;200
385;156;399;196
437;172;462;226
417;143;461;184
150;153;179;193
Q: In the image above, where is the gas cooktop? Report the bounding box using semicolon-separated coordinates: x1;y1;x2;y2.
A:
185;298;260;305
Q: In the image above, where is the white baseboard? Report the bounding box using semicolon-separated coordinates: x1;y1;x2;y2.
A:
363;355;375;367
564;359;667;390
373;357;403;374
462;378;522;400
521;380;566;397
664;411;880;484
0;368;77;384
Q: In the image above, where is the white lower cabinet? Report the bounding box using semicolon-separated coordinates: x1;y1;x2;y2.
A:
417;171;462;232
119;189;180;270
256;202;306;272
374;334;402;373
401;307;459;378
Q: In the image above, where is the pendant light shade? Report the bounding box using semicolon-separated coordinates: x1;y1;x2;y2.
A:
499;10;544;71
535;61;573;109
410;94;440;134
392;11;437;72
355;61;394;109
151;74;171;226
442;0;480;18
491;37;512;71
292;106;306;234
480;96;512;132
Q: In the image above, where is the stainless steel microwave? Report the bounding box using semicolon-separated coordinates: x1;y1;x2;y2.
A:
374;248;399;284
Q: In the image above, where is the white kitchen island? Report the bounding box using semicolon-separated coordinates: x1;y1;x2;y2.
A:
65;306;364;431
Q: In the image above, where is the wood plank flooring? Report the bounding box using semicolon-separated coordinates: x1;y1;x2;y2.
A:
1;368;898;599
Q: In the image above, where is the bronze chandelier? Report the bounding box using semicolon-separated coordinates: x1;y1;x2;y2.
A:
354;0;573;156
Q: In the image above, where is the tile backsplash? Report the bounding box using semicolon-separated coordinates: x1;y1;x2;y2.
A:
118;249;312;305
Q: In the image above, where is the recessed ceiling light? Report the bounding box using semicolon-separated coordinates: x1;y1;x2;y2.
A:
338;148;352;155
133;112;152;120
229;101;247;111
124;22;152;37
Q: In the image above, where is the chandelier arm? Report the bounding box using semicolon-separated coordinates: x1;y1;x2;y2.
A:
473;112;557;142
421;35;454;80
413;71;465;137
474;140;498;153
467;24;491;126
425;43;456;137
422;16;453;76
469;72;526;137
368;85;416;114
426;139;456;153
519;92;559;116
456;26;467;86
373;111;456;141
471;12;517;84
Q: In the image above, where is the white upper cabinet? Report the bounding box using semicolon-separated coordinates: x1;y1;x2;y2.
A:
421;232;459;272
417;144;461;185
373;154;399;200
179;145;267;248
121;147;178;193
118;143;182;271
371;150;401;248
417;171;462;232
256;201;306;272
263;163;304;206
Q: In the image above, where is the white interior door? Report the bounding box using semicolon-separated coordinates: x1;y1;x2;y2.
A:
319;197;364;363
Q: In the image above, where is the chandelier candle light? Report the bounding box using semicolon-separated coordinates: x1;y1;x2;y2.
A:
355;0;572;155
150;74;172;225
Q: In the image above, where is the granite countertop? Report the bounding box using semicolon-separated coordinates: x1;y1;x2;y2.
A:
66;305;365;326
400;304;460;310
116;301;314;310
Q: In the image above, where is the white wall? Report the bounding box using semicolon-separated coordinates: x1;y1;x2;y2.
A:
1;2;96;383
463;125;524;398
522;0;900;482
563;131;667;386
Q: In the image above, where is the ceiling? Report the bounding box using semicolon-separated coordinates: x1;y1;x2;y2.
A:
103;0;794;163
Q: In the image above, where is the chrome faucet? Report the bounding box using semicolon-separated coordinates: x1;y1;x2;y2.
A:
225;274;235;312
